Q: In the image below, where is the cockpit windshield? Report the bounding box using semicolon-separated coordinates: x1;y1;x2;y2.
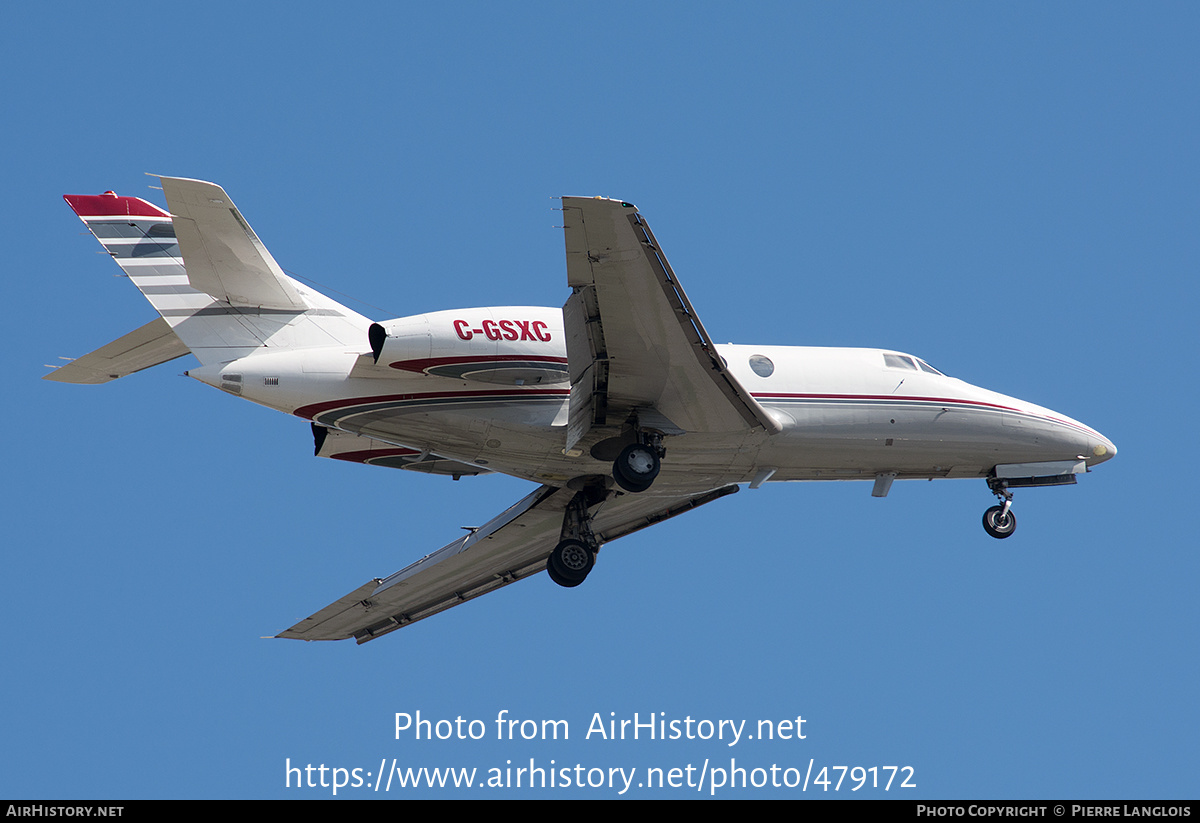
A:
883;353;946;376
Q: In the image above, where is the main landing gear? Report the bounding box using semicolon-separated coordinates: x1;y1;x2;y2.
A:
547;539;594;588
546;482;607;588
611;432;664;493
982;479;1016;539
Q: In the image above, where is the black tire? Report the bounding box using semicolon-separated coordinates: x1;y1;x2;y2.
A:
546;556;583;588
548;539;594;586
612;443;660;493
982;505;1017;539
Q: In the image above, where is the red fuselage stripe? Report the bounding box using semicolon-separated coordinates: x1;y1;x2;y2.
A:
293;388;570;420
388;355;568;373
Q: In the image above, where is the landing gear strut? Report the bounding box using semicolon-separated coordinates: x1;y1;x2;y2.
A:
546;483;607;588
982;479;1016;539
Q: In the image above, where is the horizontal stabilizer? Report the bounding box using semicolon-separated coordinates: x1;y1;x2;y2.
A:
43;317;189;384
158;176;307;310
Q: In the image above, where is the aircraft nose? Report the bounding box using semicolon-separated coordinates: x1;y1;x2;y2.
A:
1089;435;1117;465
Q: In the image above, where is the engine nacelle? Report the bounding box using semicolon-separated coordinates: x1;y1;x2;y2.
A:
370;307;568;386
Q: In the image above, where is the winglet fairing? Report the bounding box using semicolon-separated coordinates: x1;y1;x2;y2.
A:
51;179;1117;642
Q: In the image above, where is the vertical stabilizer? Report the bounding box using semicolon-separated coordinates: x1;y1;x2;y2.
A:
63;182;371;367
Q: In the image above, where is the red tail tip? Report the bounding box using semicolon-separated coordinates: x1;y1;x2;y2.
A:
64;191;170;218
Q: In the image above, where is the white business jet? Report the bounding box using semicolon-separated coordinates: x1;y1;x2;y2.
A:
49;178;1116;643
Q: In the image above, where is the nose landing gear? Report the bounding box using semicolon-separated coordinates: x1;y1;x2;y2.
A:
982;504;1017;539
983;479;1016;539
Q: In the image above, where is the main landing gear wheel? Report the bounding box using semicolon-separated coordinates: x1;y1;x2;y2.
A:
982;505;1017;539
612;443;660;493
547;539;595;588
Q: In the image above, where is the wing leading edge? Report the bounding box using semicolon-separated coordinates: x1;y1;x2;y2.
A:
560;196;781;448
277;483;738;643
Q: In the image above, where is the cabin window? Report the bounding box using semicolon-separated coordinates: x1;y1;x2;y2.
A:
749;354;774;377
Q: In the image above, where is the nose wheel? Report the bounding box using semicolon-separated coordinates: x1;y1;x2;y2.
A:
982;505;1017;538
983;479;1016;539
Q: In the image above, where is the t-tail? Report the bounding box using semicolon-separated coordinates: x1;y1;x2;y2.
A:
47;177;369;384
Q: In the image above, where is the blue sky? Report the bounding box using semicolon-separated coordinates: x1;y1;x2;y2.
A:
3;2;1196;799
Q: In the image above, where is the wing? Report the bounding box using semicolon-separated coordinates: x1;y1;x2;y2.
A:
277;483;738;643
560;196;781;448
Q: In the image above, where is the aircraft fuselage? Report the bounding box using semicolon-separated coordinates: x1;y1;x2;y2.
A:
187;306;1115;493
